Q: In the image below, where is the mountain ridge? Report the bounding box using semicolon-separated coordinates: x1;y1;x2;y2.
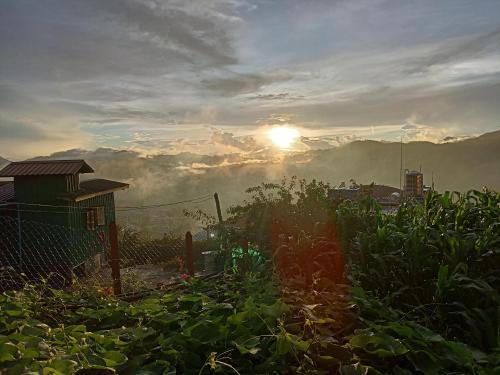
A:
0;130;498;234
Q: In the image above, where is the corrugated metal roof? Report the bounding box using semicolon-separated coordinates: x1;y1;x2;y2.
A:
59;178;129;202
0;181;15;202
0;160;94;177
406;170;423;176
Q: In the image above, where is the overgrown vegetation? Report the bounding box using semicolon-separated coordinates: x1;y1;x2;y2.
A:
1;179;499;374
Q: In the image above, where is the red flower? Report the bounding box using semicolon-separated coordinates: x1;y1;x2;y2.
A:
180;273;189;281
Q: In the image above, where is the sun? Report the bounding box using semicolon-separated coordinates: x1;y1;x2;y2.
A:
268;126;300;149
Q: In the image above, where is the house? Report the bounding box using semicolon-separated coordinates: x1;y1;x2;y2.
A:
0;160;129;282
328;183;401;210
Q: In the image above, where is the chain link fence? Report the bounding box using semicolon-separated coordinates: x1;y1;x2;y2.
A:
0;215;217;295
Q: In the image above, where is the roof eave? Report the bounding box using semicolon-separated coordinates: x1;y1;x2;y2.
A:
58;184;129;202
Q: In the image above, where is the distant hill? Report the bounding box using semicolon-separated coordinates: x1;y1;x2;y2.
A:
293;129;500;193
31;130;500;234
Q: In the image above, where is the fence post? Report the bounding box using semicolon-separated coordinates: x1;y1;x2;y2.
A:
241;237;249;274
109;222;122;295
185;231;194;276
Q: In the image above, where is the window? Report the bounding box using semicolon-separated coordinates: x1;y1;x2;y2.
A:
86;210;95;230
96;206;105;226
86;206;105;230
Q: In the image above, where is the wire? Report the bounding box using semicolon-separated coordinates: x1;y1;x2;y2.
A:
0;207;77;215
0;202;84;209
116;195;213;211
0;194;214;212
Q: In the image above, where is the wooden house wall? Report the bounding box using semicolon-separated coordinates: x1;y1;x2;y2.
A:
5;182;116;274
14;176;71;226
68;192;116;267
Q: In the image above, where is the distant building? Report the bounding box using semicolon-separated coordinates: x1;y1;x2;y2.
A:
329;183;400;207
404;170;424;198
0;160;129;280
329;186;360;201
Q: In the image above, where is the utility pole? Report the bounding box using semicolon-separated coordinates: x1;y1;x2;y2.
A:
399;136;403;200
213;192;223;224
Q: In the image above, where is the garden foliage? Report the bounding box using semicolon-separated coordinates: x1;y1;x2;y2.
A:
0;179;499;374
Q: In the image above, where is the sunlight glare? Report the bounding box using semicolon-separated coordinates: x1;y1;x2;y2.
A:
268;127;300;149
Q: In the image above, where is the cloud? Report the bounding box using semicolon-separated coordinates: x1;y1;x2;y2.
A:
405;27;500;74
0;117;50;140
299;135;358;150
0;85;95;159
1;0;500;159
0;116;92;160
0;0;243;84
61;81;159;103
401;124;417;130
91;0;239;66
210;129;260;152
247;93;304;101
202;71;293;95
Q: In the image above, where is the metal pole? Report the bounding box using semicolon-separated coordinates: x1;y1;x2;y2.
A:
213;192;223;224
109;222;122;295
185;231;194;276
399;136;403;199
17;203;22;267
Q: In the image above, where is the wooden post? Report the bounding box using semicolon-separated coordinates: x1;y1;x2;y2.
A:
185;231;194;276
241;238;249;274
109;222;122;295
214;192;223;224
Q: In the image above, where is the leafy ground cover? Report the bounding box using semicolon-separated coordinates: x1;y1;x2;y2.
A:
1;274;289;374
1;180;499;374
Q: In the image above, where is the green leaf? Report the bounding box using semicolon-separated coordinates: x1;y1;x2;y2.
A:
260;300;289;319
412;323;444;343
227;311;248;326
392;365;413;375
407;350;440;375
185;320;221;344
233;336;261;355
0;342;18;362
349;331;408;358
179;294;205;310
318;342;352;362
276;334;292;356
43;359;78;374
75;366;116;374
20;325;46;337
340;362;383;375
102;351;128;367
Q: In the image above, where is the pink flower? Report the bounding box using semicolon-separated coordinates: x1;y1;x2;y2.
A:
180;273;189;281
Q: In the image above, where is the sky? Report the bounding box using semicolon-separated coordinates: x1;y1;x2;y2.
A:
1;0;500;159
